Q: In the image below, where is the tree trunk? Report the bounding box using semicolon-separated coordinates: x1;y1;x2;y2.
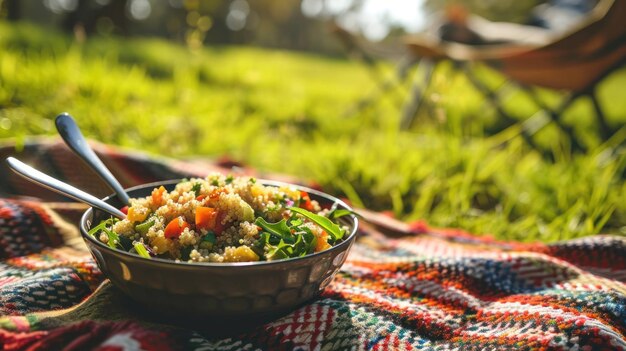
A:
6;0;20;21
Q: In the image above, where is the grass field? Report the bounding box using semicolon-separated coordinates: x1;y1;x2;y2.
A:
1;21;625;242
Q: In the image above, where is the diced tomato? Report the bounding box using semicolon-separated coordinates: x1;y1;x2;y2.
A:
196;194;207;201
209;188;227;200
151;186;166;206
120;206;129;215
300;191;314;211
214;211;229;236
195;207;218;231
164;217;190;239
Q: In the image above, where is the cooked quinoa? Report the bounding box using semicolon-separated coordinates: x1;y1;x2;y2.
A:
89;174;350;263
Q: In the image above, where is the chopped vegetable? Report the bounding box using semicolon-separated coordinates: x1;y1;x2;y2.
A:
127;206;148;223
180;246;193;261
241;201;255;222
195;207;218;231
164;217;190;239
214;211;228;235
225;246;259;262
199;232;216;249
314;231;331;252
134;219;154;235
299;191;315;211
201;232;216;243
134;242;151;258
151;186;166;206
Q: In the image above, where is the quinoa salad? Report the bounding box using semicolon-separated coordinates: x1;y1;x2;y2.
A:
88;174;353;263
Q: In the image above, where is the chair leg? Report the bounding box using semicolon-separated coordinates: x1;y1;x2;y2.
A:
522;87;574;132
461;64;521;130
343;55;417;117
589;90;612;140
400;58;435;130
460;64;545;150
518;86;590;153
551;93;587;153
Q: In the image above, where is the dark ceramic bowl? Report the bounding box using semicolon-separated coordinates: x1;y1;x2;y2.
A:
80;180;358;319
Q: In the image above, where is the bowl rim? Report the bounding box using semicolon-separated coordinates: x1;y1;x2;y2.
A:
80;178;359;268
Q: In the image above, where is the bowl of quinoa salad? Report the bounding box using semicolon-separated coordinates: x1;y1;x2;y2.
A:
80;174;359;318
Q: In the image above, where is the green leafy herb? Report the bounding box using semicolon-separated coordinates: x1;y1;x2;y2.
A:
198;232;216;249
88;218;122;249
180;246;192;261
288;207;346;242
327;202;361;220
255;217;294;242
201;232;216;244
103;229;120;249
225;175;234;184
327;208;361;220
296;226;317;254
88;218;114;236
287;216;304;227
252;232;269;257
255;212;328;260
266;240;292;260
134;242;151;259
191;182;202;196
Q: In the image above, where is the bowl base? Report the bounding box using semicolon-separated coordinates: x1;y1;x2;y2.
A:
38;281;311;338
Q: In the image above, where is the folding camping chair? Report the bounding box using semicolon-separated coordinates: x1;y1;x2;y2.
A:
329;23;416;116
403;0;626;151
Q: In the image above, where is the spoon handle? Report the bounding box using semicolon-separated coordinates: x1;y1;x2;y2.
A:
55;113;130;205
6;157;126;219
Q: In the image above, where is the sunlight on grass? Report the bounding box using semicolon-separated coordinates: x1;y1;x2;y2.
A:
1;21;624;242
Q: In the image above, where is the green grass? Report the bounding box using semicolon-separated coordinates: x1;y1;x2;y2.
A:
1;21;625;242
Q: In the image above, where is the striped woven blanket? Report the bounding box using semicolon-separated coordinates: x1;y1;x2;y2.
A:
1;140;625;351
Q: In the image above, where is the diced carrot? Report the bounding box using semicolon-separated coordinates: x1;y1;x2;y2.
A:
164;217;190;239
300;191;314;211
151;186;166;206
195;207;218;231
120;206;129;215
196;194;207;201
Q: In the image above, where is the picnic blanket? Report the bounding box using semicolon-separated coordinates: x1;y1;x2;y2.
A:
1;139;625;351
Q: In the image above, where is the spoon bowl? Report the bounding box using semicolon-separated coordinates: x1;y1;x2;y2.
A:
55;113;130;205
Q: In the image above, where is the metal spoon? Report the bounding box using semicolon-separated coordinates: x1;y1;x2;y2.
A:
6;157;126;219
55;113;130;205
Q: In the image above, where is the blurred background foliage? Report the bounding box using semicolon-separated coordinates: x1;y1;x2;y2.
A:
0;0;624;242
0;0;541;52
